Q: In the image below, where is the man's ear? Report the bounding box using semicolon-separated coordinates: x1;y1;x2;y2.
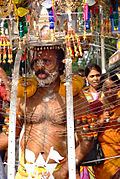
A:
58;66;63;70
58;62;65;75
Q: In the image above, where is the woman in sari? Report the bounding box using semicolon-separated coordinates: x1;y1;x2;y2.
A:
94;72;120;179
80;63;104;179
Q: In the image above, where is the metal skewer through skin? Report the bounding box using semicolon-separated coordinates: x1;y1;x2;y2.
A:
8;48;23;179
65;9;76;179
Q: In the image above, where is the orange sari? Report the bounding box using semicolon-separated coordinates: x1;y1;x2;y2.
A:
94;106;120;179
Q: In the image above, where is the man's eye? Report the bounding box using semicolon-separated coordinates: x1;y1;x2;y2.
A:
34;59;38;63
43;58;51;64
44;58;49;62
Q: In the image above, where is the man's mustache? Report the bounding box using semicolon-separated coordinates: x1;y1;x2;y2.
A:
35;69;49;77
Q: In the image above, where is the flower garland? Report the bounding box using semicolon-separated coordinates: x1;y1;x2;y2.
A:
65;27;83;61
0;34;13;64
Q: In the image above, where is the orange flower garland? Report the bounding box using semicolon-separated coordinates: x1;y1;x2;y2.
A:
65;27;83;61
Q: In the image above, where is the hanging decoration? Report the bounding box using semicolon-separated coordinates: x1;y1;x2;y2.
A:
102;8;108;36
108;18;111;36
90;9;93;32
65;27;83;61
0;34;13;64
18;16;28;38
85;12;91;30
111;4;120;34
12;0;29;49
94;4;99;30
88;1;100;33
83;0;88;40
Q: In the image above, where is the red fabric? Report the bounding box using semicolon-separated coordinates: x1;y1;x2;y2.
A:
0;85;7;118
89;100;103;117
109;6;113;15
0;84;7;101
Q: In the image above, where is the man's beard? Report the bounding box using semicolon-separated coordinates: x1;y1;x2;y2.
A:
34;69;59;87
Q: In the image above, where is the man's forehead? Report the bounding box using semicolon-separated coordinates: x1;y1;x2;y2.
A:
35;49;57;59
33;46;60;57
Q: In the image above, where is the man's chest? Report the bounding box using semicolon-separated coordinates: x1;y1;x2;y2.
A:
20;97;66;124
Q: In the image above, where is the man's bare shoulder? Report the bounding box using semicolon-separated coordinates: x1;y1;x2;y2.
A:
16;97;26;112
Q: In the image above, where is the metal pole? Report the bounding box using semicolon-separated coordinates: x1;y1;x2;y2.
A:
7;49;23;179
100;5;106;73
101;37;106;73
66;10;76;179
96;30;99;65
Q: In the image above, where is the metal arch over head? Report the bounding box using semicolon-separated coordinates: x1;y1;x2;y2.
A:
26;39;65;51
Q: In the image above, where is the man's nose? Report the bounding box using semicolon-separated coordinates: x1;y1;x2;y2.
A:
34;60;45;71
36;61;46;71
37;60;44;67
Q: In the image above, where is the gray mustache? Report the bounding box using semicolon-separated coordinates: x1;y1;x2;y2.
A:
35;69;49;77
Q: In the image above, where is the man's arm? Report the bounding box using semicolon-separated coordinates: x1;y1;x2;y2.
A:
0;67;11;102
75;133;94;165
0;98;24;151
53;93;94;178
0;67;10;87
53;137;94;179
0;132;8;151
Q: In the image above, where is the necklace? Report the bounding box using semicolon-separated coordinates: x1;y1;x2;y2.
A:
42;93;56;102
41;82;58;102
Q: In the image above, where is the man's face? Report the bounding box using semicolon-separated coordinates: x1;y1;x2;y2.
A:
32;49;59;87
86;69;101;89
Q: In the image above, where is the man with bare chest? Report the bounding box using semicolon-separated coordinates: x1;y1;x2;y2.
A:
0;44;94;179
